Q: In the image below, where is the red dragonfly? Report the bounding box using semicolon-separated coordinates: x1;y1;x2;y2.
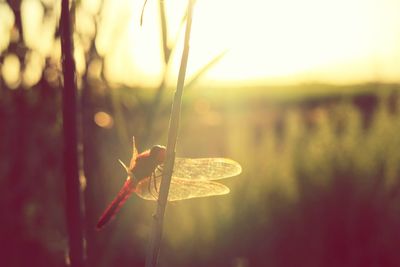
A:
96;137;242;229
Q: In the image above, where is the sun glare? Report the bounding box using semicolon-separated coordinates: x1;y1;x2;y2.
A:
184;0;400;85
5;0;399;87
101;0;400;87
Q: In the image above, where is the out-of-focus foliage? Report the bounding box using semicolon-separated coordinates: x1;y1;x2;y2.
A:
156;87;400;267
72;85;400;267
1;0;400;267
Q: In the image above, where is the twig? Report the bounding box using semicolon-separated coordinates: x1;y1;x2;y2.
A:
145;1;195;266
60;0;85;266
140;0;148;25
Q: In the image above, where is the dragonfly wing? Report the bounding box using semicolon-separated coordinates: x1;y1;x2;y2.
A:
173;158;242;181
135;176;230;201
129;136;139;169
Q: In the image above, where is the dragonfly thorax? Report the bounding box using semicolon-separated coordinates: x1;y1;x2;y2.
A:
149;145;166;165
130;145;166;181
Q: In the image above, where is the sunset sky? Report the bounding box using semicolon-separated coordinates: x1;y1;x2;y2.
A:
2;0;400;88
98;0;400;88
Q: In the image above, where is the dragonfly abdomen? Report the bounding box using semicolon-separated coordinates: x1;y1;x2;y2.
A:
96;179;135;230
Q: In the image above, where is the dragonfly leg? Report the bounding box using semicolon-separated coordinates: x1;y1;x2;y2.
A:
155;165;163;174
154;165;164;193
147;174;157;200
146;166;164;200
153;172;162;194
149;171;161;200
153;172;158;194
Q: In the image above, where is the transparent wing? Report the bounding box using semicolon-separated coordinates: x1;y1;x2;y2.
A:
129;136;138;169
173;158;242;181
135;175;230;201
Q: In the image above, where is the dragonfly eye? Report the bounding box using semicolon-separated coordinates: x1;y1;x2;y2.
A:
150;145;166;164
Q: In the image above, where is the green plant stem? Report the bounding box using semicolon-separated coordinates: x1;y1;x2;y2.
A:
60;0;85;266
145;1;195;266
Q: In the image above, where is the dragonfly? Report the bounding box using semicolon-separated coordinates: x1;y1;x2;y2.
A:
96;137;242;229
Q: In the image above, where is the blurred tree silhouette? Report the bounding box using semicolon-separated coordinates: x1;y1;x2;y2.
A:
1;0;400;267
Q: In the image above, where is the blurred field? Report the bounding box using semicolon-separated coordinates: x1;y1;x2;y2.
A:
2;0;400;265
2;82;400;266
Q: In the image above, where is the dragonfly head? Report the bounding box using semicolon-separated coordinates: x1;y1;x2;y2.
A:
150;145;166;164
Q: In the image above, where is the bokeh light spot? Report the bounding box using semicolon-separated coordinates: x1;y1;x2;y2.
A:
94;111;113;128
23;51;44;87
2;53;21;89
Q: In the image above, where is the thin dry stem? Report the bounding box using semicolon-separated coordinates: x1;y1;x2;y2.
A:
60;0;85;266
145;1;195;266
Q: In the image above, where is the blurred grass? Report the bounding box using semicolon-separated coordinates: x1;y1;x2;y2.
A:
127;82;397;104
99;83;400;266
2;83;400;266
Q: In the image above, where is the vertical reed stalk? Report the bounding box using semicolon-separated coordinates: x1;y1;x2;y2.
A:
60;0;85;266
145;0;195;266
